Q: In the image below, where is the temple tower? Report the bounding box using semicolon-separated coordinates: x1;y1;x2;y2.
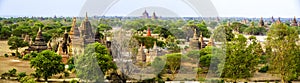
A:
199;33;206;49
189;29;200;50
69;17;80;39
276;17;281;24
142;10;149;19
32;27;48;52
207;37;215;46
137;44;146;62
259;17;265;27
291;16;298;26
152;12;158;19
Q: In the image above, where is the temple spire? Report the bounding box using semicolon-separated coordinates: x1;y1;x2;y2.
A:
207;37;215;46
85;12;88;20
259;17;264;27
153;41;157;50
291;16;298;26
276;17;281;24
193;29;198;40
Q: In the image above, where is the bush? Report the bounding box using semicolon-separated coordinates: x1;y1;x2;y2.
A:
20;76;36;83
8;68;17;76
64;71;70;78
4;54;8;57
70;79;79;83
23;54;31;60
17;72;27;80
259;65;268;73
67;64;75;71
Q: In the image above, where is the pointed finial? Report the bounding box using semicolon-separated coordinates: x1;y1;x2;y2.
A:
85;12;88;20
64;28;67;33
153;41;157;49
193;29;198;40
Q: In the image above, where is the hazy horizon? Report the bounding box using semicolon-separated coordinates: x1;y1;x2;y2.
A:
0;0;299;18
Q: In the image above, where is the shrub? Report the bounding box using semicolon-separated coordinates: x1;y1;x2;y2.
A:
67;64;75;71
20;76;36;83
64;71;70;78
70;79;79;83
23;54;31;60
17;72;27;80
4;54;8;57
259;65;268;73
8;68;17;76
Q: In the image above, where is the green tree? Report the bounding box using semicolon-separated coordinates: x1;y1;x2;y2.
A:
219;35;259;82
8;36;29;54
163;53;188;80
213;25;234;42
97;24;112;31
0;26;12;39
75;42;116;82
231;22;247;33
265;23;300;83
30;50;65;82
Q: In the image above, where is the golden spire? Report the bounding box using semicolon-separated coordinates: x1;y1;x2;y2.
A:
57;41;63;54
207;37;215;46
193;29;198;40
153;41;157;49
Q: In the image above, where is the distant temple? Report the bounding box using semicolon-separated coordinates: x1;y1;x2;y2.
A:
152;12;158;19
24;27;48;53
142;10;158;19
290;16;298;26
142;10;149;19
259;17;265;27
23;12;108;64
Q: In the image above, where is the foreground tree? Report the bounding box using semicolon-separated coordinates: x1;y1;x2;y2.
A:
30;50;65;82
8;36;29;54
75;42;116;82
219;35;260;82
266;23;300;83
163;53;188;80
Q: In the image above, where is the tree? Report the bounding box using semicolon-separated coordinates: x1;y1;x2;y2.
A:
231;22;247;33
213;25;234;42
0;26;12;39
196;21;211;38
75;42;116;82
163;53;188;80
218;35;259;82
30;50;65;82
97;24;112;32
8;36;29;54
265;23;300;83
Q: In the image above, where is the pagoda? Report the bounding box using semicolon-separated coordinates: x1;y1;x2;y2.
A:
189;29;200;50
142;10;149;19
199;33;206;49
69;17;80;39
152;12;158;19
31;27;48;52
259;17;265;27
290;16;298;26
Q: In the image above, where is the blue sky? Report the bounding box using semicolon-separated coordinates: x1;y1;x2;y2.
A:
0;0;299;17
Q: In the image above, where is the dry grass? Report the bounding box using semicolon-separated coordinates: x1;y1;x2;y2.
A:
0;40;34;75
0;40;14;56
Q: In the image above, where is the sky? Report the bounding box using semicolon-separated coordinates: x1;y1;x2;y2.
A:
0;0;299;18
